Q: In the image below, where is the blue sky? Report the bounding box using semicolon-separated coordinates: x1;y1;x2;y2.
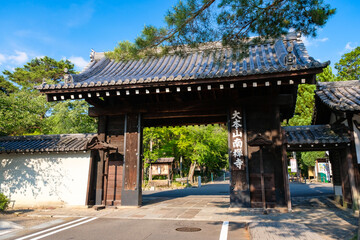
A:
0;0;359;73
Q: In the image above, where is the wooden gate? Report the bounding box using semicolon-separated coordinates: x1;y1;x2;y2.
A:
106;160;123;206
250;173;276;208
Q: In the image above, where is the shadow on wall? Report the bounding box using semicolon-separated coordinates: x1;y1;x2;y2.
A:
0;154;70;202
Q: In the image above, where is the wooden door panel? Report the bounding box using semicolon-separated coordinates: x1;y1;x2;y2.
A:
106;160;123;205
250;173;276;207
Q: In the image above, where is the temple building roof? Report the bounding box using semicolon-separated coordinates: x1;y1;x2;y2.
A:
37;32;328;102
147;157;175;164
0;134;95;154
315;80;360;113
282;125;351;151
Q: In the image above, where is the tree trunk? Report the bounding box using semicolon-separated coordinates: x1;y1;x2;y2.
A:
188;162;196;184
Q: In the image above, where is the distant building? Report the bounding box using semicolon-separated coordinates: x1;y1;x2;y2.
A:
148;157;175;186
314;80;360;207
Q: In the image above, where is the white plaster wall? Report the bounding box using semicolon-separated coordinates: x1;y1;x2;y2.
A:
353;114;360;164
0;152;90;207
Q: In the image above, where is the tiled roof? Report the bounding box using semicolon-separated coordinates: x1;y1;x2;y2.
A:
0;134;95;154
148;157;175;164
282;125;350;150
315;80;360;112
37;33;328;91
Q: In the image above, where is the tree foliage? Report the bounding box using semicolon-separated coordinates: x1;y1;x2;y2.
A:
0;75;17;94
301;151;325;167
143;125;228;175
0;193;9;212
316;65;336;82
0;90;47;136
107;0;335;61
3;56;75;89
288;84;316;126
0;57;96;136
335;46;360;80
44;100;97;134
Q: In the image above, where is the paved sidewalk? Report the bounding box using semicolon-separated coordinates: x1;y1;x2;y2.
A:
249;222;323;240
0;220;22;238
1;183;358;239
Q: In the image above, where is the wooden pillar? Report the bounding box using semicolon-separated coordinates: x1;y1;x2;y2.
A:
338;148;353;207
228;108;250;208
259;147;266;210
346;146;359;209
329;150;343;204
85;150;97;205
95;116;107;205
121;113;143;206
347;115;360;209
246;103;284;208
281;131;291;211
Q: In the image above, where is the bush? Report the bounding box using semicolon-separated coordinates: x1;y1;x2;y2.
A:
0;193;9;211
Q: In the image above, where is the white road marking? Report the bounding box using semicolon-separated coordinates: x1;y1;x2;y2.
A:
30;219;64;230
0;229;16;236
219;221;229;240
30;217;97;240
15;217;89;240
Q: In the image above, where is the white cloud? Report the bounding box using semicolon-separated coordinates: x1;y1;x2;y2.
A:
0;53;6;63
0;50;29;66
301;36;329;47
318;38;329;42
8;50;29;65
339;42;357;55
68;56;88;70
345;42;356;51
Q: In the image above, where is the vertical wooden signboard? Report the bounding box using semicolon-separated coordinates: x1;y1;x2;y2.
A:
229;109;250;207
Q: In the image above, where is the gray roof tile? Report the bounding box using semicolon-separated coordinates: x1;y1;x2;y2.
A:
315;80;360;112
282;125;350;147
0;134;95;154
37;33;328;91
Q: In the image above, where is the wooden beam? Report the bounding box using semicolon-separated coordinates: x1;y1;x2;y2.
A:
88;94;294;117
87;97;107;108
144;116;227;127
143;110;226;120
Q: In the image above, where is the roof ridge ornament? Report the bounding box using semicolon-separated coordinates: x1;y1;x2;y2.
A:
90;49;95;62
284;41;296;66
63;67;73;84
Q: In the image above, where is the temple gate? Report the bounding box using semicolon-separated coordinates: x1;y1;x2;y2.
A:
38;32;331;209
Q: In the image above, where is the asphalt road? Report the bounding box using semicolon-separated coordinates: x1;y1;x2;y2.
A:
9;182;333;240
143;182;230;198
13;219;248;240
143;181;334;198
289;182;334;197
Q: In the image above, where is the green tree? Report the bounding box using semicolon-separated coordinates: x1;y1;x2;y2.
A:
316;65;336;82
43;100;97;134
3;56;75;89
301;151;325;167
108;0;335;61
0;75;17;94
0;57;96;136
143;125;228;177
0;90;47;136
288;84;316;126
335;46;360;80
